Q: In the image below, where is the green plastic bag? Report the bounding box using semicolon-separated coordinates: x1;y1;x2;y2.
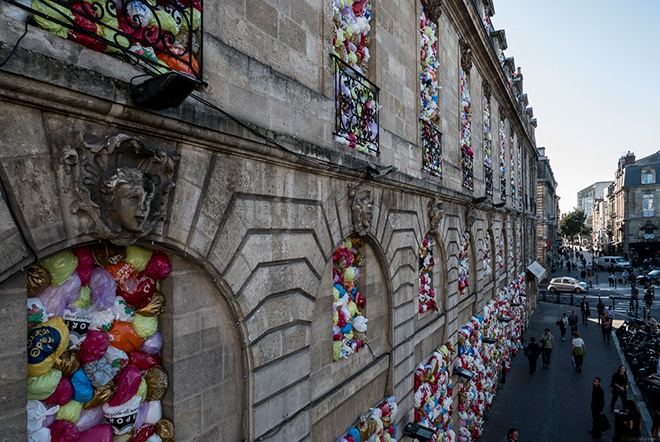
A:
132;314;158;339
31;0;75;39
41;250;78;287
72;286;91;308
28;368;62;400
57;399;83;424
126;246;153;274
180;7;201;32
136;376;148;403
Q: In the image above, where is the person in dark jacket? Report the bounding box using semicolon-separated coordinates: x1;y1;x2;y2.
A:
581;297;591;325
589;377;605;437
569;310;579;335
524;337;541;374
610;365;628;411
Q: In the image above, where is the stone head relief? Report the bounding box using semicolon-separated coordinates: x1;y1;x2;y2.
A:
59;133;179;244
348;183;374;236
428;197;443;232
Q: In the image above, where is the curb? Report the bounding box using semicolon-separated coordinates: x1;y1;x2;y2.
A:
612;327;653;438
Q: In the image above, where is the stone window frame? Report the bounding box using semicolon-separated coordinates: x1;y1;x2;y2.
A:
643;193;655;217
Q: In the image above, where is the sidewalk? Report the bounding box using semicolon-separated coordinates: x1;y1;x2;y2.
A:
479;301;637;442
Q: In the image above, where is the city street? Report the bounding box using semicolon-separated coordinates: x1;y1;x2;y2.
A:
479;300;652;442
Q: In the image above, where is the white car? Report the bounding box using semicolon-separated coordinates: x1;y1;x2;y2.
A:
547;277;589;293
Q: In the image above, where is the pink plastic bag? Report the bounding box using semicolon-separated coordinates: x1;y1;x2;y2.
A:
79;423;113;442
108;364;142;406
44;376;74;406
88;267;117;311
80;330;110;364
143;251;171;280
49;419;80;442
129;351;162;371
72;247;95;286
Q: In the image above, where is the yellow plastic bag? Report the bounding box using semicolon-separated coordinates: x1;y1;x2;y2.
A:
57;399;83;424
136;376;148;403
72;286;91;308
125;246;153;273
41;250;78;287
131;314;158;339
31;0;75;39
28;368;62;400
28;317;70;377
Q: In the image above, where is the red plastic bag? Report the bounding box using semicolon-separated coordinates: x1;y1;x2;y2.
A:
80;330;110;364
49;419;80;442
108;322;143;353
143;251;170;280
68;1;106;53
72;247;95;286
79;423;113;442
130;424;155;442
129;351;162;371
44;376;74;406
119;275;157;309
108;364;142;406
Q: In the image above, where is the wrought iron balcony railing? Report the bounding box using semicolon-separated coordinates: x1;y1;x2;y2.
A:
3;0;202;80
421;119;442;178
332;54;379;156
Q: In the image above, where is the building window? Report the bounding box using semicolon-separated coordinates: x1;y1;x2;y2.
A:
460;67;474;189
418;236;438;313
510;132;516;206
24;1;203;79
332;1;379;155
483;96;493;195
332;237;367;361
483;230;492;277
643;194;655;217
458;232;470;295
642;169;655;184
420;3;442;177
499;119;506;200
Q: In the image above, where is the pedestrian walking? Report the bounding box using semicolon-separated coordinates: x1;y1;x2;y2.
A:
651;409;660;442
623;269;629;286
501;427;518;442
610;365;628;411
581;297;591;325
581;269;587;280
567;260;572;272
597;299;605;324
557;313;569;341
571;331;586;372
608;272;615;288
631;283;640;315
524;337;541;374
569;310;579;335
539;328;555;368
601;313;612;343
622;400;642;441
645;285;655;320
588;377;605;438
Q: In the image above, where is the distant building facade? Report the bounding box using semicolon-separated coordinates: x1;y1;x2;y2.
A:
577;181;613;228
536;147;560;274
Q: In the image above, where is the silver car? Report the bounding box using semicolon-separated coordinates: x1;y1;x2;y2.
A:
547;277;589;293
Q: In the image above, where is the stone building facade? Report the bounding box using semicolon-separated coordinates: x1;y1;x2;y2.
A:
0;0;539;441
577;181;613;229
536;147;559;275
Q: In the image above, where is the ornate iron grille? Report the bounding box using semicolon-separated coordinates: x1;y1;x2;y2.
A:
421;119;442;177
333;54;379;156
4;0;202;80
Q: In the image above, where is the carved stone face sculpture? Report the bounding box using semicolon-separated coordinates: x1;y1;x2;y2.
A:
101;168;154;234
349;185;374;236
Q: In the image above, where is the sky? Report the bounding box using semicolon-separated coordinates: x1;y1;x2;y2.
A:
491;1;660;215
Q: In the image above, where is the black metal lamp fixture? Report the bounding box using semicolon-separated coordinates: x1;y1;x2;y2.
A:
402;423;436;442
453;367;474;380
130;72;201;110
482;337;497;344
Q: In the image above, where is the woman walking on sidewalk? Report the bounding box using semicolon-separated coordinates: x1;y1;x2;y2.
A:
557;313;569;341
602;313;612;343
571;331;586;372
622;400;642;441
610;365;628;411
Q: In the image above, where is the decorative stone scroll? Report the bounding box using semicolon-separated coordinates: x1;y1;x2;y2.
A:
421;0;442;22
459;39;473;72
59;134;179;245
348;184;374;236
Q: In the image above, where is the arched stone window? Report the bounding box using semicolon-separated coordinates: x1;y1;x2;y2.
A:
458;232;471;296
483;230;493;279
418;235;439;313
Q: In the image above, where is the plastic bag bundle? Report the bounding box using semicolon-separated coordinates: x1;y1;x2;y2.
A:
88;268;117;311
131;314;158;339
80;330;109;364
56;400;83;424
144;366;168;402
108;321;143;353
38;274;82;319
78;423;113;442
27;265;51;297
44;376;74;406
41;250;78;287
49;419;80;442
76;406;104;432
27;400;60;434
108;364;142;406
103;395;141;435
27;298;49;330
139;332;163;356
126;246;153;273
82;357;115;388
72;247;95;286
28;318;69;378
71;368;93;403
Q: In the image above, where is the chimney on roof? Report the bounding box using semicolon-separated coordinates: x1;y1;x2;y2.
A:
625;151;636;165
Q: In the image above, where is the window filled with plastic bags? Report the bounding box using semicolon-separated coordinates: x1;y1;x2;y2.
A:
26;244;174;442
3;0;202;79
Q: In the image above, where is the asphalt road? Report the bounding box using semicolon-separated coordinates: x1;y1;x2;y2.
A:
479;300;647;442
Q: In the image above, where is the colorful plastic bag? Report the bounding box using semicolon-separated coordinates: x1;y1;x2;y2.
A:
144;366;168;402
76;406;104;432
103;395;141;435
143;251;170;280
79;423;113;442
27;400;60;434
82;358;115;388
108;364;142;406
71;368;93;403
28;317;70;377
38;273;82;318
83;379;117;410
56;400;83;424
71;286;91;308
27;298;48;330
44;376;74;406
53;349;81;377
139;332;163;356
135;292;165;317
119;275;156;309
108;321;143;353
144;401;162;425
104;345;129;374
131;314;157;339
72;247;96;286
80;330;110;364
88;267;117;311
129;351;162;371
48;419;80;442
126;246;153;273
41;250;78;287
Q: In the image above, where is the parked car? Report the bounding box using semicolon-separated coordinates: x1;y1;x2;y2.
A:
637;269;660;286
597;256;631;270
547;277;589;293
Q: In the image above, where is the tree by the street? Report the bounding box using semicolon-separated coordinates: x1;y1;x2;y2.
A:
560;209;587;241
